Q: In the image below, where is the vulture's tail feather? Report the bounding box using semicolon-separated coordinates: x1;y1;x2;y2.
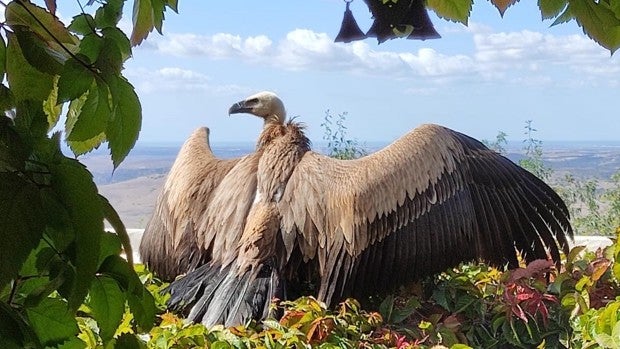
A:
166;260;281;327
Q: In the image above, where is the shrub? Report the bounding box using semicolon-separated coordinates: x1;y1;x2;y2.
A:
320;110;367;160
75;228;617;348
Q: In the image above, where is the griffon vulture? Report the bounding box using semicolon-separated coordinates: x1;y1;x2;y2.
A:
139;91;572;327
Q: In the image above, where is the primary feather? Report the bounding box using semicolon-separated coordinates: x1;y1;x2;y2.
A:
139;91;573;327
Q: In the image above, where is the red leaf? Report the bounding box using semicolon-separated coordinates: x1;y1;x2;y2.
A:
279;310;305;327
44;0;56;15
306;317;335;344
509;259;554;282
490;0;519;16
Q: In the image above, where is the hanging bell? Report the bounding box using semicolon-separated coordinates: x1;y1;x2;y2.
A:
403;0;441;40
335;0;366;43
364;0;410;44
364;0;440;44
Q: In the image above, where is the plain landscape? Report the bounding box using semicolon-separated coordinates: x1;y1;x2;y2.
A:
84;140;620;229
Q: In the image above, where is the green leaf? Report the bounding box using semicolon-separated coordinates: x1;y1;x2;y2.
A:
0;85;14;112
594;333;617;348
538;0;568;20
25;298;79;346
451;345;474;349
5;1;76;45
99;255;143;295
102;27;132;61
99;256;156;331
65;92;106;156
80;33;104;63
67;79;110;142
0;302;40;348
6;32;54;102
12;27;64;75
107;77;141;168
68;132;106;156
22;263;67;308
0;34;6;79
19;241;55;277
151;0;166;34
551;6;574;26
57;56;95;104
0;172;45;290
68;13;96;35
95;0;124;29
427;0;472;25
14;100;50;140
50;158;104;311
101;194;134;265
98;232;122;268
44;76;62;130
57;337;89;349
40;189;75;252
378;294;394;322
612;0;620;18
88;276;126;341
0;115;28;172
108;333;147;349
95;36;124;76
131;0;155;46
127;289;157;332
569;0;620;52
166;0;179;12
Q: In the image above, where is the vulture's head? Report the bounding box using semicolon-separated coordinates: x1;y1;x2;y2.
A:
228;91;286;125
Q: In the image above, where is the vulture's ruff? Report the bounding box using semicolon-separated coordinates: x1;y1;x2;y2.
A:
139;91;573;327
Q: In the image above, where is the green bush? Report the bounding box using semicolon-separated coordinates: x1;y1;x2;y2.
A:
58;228;619;348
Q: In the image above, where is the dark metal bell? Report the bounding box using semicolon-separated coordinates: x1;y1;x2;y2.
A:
363;0;440;44
403;0;441;40
335;2;367;43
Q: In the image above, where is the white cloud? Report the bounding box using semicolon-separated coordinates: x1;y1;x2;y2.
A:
151;29;477;81
156;33;273;59
401;48;474;76
126;67;250;95
474;30;605;64
149;28;619;86
473;30;620;74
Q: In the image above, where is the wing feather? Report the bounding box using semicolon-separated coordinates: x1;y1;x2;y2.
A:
140;127;246;280
197;153;259;268
278;124;573;305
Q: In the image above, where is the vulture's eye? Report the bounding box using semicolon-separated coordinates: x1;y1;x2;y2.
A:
247;98;259;105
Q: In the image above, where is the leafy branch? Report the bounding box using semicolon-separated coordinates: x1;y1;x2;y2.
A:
321;110;367;160
424;0;620;53
0;0;177;347
519;120;553;181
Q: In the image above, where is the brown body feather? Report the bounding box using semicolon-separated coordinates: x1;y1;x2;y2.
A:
143;92;573;327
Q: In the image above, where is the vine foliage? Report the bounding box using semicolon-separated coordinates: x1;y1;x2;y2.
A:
0;0;176;347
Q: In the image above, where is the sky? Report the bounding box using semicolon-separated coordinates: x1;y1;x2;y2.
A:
13;1;620;144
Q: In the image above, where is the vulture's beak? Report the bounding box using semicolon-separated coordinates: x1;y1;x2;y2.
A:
228;101;250;115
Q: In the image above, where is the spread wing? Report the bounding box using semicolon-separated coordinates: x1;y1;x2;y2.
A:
140;127;257;280
278;124;573;303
